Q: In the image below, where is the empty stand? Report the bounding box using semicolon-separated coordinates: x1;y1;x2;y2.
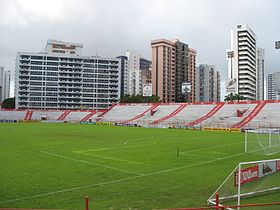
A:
0;101;279;129
80;110;97;122
186;103;224;127
201;102;257;128
124;103;160;124
0;110;26;121
150;104;187;125
232;101;266;128
63;111;91;122
57;110;71;121
163;104;216;126
31;110;64;121
102;104;154;123
134;104;180;125
246;101;280;128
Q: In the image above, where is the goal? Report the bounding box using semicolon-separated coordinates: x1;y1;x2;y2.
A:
208;159;280;209
245;129;280;156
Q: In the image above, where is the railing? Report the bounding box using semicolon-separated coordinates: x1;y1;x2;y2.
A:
169;193;280;210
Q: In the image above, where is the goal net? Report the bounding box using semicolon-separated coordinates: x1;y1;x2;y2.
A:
245;129;280;156
208;159;280;209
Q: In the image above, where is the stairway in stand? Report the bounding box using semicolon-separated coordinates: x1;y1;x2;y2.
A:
231;101;266;128
80;110;97;122
186;103;224;127
123;104;160;124
150;104;187;125
24;110;33;121
57;110;71;121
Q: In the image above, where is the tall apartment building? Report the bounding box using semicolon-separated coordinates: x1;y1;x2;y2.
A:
140;58;152;85
116;56;128;97
15;40;120;110
151;39;196;103
226;24;259;100
256;48;265;100
188;48;197;102
0;66;10;102
151;39;176;102
267;72;280;100
117;51;151;97
195;64;220;102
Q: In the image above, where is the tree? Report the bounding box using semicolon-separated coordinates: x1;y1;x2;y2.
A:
1;97;15;109
224;93;245;102
120;94;160;103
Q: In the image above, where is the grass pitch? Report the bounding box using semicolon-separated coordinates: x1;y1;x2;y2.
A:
0;123;279;210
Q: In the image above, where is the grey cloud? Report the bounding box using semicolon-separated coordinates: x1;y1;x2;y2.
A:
0;0;279;97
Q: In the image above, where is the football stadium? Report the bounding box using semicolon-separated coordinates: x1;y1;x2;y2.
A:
0;101;280;210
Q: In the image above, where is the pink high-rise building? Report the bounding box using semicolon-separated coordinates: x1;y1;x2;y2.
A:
151;39;196;103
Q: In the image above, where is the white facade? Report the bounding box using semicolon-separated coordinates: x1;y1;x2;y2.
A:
267;72;280;100
125;51;141;95
256;48;265;100
195;64;220;102
44;39;83;56
0;66;10;102
227;24;257;100
15;41;120;110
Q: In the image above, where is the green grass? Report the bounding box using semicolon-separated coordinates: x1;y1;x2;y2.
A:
0;123;279;210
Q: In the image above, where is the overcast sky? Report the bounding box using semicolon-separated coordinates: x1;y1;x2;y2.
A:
0;0;280;98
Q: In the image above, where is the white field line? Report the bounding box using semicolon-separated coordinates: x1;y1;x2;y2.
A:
180;142;243;155
74;142;156;153
180;153;218;159
40;151;144;176
0;150;247;204
77;152;147;166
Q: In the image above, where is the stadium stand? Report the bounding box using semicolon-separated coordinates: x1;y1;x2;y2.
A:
80;110;98;122
101;104;153;123
63;111;93;122
245;101;280;129
163;103;216;126
31;110;65;121
0;110;26;121
186;103;224;127
231;101;266;128
150;104;188;125
134;104;180;125
0;100;279;128
57;110;72;121
123;103;160;124
200;102;257;128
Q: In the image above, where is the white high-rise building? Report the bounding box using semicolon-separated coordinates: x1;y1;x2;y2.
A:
256;48;265;100
0;66;10;103
117;51;151;97
15;40;120;110
226;24;257;100
126;51;141;95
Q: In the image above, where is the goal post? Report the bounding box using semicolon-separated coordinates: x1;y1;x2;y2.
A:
244;129;280;155
208;158;280;209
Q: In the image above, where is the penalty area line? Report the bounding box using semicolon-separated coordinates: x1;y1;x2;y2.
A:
0;151;247;205
40;151;144;176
